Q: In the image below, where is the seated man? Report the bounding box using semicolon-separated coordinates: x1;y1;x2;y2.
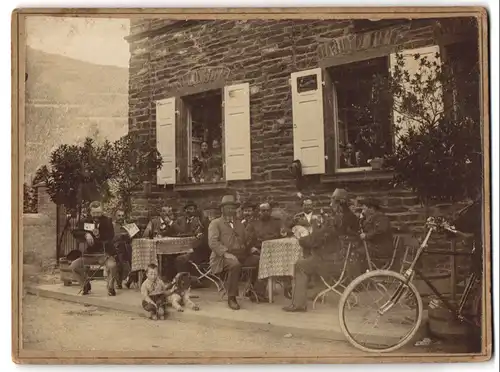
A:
283;191;361;312
240;200;258;228
358;197;394;270
293;197;323;240
143;205;178;238
246;202;283;255
69;201;118;296
143;205;179;280
208;195;267;310
113;209;134;289
174;201;211;278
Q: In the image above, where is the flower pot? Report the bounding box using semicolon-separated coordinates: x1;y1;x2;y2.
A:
369;157;384;170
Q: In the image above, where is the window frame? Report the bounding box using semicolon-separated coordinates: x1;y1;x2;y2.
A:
170;82;228;191
320;47;396;177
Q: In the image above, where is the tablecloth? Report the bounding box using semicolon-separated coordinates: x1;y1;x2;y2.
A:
131;239;158;272
155;236;196;255
131;237;195;272
258;237;303;280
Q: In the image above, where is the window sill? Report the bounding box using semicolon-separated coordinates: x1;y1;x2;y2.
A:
321;169;394;183
174;181;228;193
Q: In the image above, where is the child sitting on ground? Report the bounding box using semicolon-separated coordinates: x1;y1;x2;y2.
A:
141;263;177;320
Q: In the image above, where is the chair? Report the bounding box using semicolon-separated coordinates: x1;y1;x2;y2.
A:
216;266;260;302
312;235;403;310
312;242;354;309
189;261;226;295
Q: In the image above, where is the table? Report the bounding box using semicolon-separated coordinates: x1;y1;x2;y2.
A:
258;237;303;303
131;237;195;281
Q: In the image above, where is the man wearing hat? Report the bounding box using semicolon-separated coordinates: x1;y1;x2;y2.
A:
330;188;359;237
174;200;210;277
358;197;394;269
208;195;267;310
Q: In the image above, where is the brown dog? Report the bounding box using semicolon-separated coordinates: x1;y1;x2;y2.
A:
167;272;200;312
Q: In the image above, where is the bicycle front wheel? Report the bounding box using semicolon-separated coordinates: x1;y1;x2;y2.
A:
339;269;423;353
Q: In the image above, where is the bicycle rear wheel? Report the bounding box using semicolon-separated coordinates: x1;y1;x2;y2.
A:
339;269;423;353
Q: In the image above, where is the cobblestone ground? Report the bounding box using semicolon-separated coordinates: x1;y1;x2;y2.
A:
21;264;469;355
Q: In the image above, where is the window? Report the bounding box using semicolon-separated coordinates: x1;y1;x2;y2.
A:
328;57;393;172
183;90;224;184
155;83;252;186
291;45;442;176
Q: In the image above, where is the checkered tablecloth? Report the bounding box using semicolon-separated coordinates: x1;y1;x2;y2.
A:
131;237;195;272
155;236;195;255
131;239;158;272
258;237;303;280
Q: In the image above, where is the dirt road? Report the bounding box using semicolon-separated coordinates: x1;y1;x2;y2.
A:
22;294;466;355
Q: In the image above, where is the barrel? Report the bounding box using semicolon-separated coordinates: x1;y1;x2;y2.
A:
59;258;74;286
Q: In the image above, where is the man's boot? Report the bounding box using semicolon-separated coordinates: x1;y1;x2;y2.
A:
228;296;240;310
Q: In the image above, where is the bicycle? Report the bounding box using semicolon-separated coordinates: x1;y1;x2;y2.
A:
338;216;482;353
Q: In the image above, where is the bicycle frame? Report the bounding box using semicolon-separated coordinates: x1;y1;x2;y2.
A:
378;221;480;327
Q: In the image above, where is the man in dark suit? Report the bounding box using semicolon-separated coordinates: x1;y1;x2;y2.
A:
174;201;211;278
113;209;134;289
142;205;179;238
208;195;267;310
359;197;394;270
246;202;283;255
283;190;359;312
69;201;118;296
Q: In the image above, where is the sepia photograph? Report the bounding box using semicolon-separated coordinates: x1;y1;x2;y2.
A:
11;7;492;364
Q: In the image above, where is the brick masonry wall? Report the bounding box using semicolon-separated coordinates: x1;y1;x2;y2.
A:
127;19;474;250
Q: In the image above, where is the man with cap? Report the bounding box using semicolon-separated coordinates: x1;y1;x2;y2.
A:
358;197;394;269
330;188;359;237
208;195;267;310
174;200;211;278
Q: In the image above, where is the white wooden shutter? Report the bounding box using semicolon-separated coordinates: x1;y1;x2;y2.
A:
390;45;442;144
291;68;325;175
156;97;176;185
224;83;251;181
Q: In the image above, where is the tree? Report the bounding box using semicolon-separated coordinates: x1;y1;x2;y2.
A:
107;133;162;215
373;45;482;204
43;138;117;215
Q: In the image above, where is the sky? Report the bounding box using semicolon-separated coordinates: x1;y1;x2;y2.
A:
25;16;130;68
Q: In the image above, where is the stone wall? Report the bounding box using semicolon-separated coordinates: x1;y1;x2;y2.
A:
23;185;57;269
126;18;477;235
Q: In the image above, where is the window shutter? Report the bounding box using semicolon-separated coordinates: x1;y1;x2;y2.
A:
390;45;442;144
291;68;326;175
224;83;251;181
156;97;176;185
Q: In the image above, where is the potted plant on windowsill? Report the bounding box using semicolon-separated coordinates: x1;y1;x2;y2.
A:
368;157;384;170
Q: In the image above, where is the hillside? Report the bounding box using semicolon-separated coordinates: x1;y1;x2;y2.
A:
24;47;129;182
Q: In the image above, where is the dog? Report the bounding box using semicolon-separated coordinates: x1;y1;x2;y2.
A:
125;269;147;289
167;272;200;312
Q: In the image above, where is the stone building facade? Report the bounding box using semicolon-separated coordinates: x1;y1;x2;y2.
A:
126;17;480;229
